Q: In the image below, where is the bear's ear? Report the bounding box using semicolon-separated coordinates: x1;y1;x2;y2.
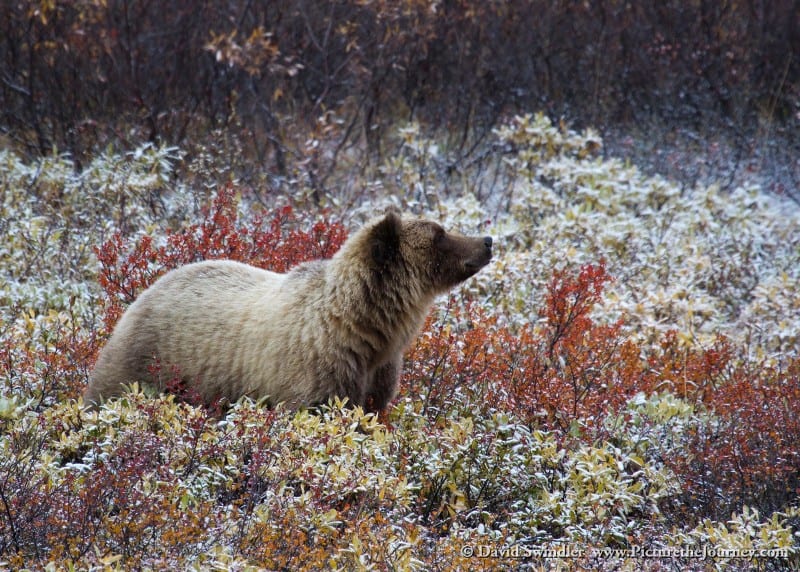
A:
370;211;402;267
383;204;402;216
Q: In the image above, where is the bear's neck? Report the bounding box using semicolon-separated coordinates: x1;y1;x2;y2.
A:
326;256;433;362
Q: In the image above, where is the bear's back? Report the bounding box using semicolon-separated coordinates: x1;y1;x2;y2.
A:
87;260;292;405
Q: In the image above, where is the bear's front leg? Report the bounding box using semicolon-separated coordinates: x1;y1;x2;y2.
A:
364;358;401;413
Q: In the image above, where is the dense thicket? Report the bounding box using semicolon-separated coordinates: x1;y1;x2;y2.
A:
2;0;798;164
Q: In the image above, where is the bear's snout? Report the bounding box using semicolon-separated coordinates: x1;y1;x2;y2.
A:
464;236;493;271
482;236;493;259
478;236;493;264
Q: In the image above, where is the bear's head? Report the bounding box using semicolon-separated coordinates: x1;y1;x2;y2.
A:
365;210;493;295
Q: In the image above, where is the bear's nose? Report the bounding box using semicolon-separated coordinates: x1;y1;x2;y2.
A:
484;236;493;248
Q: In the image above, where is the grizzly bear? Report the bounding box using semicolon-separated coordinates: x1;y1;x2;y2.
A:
84;211;492;412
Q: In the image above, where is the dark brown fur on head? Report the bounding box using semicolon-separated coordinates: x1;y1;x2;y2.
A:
366;212;493;294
